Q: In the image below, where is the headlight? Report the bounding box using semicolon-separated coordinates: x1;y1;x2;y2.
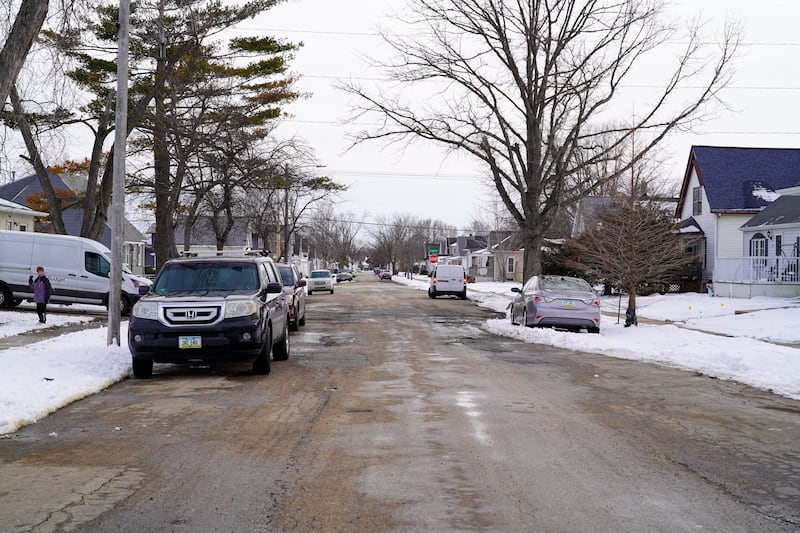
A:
132;301;159;320
225;300;259;318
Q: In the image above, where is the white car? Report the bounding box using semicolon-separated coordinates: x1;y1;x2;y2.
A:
308;270;334;294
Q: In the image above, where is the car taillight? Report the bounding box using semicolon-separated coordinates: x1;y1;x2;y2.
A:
432;276;437;283
592;299;600;306
534;296;543;302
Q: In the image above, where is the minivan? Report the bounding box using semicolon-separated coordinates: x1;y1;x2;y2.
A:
0;230;151;314
428;264;467;299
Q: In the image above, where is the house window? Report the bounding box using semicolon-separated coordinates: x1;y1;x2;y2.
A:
5;221;12;230
692;187;702;215
19;224;27;232
507;257;515;273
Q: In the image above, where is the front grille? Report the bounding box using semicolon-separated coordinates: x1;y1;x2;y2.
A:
163;305;221;325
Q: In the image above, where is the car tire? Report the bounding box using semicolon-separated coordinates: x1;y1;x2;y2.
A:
273;320;290;361
132;356;153;378
289;305;299;332
0;285;12;308
589;327;600;334
460;289;467;300
330;288;334;294
308;290;312;295
253;329;272;374
510;308;516;325
298;309;306;326
522;308;529;327
429;289;436;299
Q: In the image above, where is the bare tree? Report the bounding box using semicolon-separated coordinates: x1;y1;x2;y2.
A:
0;0;48;106
344;0;739;281
563;166;693;326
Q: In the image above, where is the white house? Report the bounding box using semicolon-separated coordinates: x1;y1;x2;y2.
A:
675;146;800;298
0;198;48;232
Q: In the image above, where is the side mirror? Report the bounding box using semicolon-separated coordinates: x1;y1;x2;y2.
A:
511;287;521;293
266;282;283;294
139;285;150;296
297;279;307;287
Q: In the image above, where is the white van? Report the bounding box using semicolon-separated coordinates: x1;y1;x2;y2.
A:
428;264;467;299
0;230;151;314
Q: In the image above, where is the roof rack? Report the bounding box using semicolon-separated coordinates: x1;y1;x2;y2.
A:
177;248;272;258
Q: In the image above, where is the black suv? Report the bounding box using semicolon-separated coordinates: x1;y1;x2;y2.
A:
128;255;290;378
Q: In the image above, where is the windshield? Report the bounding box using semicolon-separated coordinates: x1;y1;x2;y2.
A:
278;266;294;286
154;262;259;295
310;271;330;278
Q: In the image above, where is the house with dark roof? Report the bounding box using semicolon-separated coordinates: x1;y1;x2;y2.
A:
675;146;800;297
0;172;148;274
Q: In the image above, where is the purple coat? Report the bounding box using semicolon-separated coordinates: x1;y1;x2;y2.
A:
30;275;53;304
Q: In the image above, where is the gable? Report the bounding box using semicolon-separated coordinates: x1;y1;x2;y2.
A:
677;146;800;214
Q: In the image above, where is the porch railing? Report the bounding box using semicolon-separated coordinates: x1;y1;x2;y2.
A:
715;256;800;283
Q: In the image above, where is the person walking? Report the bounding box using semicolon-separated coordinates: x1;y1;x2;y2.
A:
29;266;53;323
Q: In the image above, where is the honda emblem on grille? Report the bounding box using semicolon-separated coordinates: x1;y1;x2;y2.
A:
187;310;197;319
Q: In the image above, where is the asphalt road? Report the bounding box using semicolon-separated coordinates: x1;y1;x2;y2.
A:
0;275;798;532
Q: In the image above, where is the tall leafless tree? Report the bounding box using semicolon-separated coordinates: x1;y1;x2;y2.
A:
344;0;739;281
0;0;48;106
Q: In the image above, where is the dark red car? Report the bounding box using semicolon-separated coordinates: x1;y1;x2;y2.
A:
276;263;307;331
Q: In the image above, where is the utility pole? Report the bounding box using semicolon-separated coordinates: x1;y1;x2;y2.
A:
107;0;130;345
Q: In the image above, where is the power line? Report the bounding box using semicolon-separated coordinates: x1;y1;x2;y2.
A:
238;27;800;48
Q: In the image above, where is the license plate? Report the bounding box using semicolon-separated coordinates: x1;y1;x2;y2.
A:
179;335;202;349
560;299;576;308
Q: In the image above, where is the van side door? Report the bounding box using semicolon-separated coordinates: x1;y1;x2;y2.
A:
31;236;80;301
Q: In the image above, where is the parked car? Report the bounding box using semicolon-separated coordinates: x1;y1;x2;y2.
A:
428;264;467;299
308;269;335;294
127;255;290;377
510;275;600;333
336;270;353;282
276;263;307;331
380;270;393;280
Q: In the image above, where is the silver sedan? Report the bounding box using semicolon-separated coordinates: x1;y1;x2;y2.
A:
510;275;601;333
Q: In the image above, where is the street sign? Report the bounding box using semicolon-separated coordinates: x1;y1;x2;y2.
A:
429;254;438;263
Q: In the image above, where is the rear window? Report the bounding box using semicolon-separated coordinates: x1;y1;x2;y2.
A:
154;262;259;294
540;277;593;292
311;271;331;278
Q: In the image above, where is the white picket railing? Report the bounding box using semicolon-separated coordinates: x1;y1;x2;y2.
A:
715;257;800;283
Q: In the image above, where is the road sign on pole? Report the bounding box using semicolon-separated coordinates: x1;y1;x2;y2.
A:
429;254;438;264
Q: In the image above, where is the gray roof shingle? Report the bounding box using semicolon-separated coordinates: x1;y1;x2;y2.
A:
740;195;800;229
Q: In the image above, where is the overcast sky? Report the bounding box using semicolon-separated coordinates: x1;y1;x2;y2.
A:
3;0;798;233
238;0;800;230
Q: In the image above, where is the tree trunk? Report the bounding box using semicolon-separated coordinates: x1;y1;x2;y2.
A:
81;90;114;238
10;85;66;234
625;284;638;327
0;0;48;105
153;93;177;269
